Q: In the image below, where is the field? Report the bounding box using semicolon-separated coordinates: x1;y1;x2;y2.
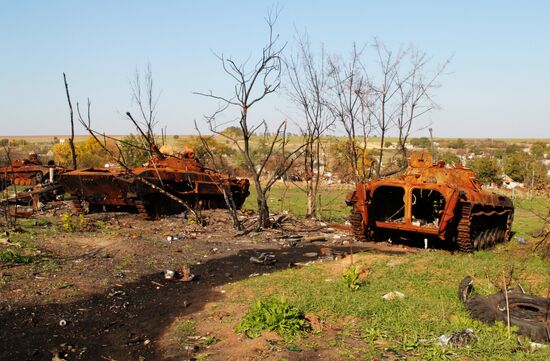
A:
0;179;548;360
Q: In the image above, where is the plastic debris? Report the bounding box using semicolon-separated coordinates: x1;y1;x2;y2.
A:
59;319;67;327
530;342;548;351
164;270;176;280
382;291;405;300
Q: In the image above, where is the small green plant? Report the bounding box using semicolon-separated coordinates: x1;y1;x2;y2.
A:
61;213;75;232
175;319;197;338
0;249;32;264
202;335;219;346
342;265;367;291
424;346;454;361
236;297;310;338
362;327;388;344
78;214;87;228
94;220;106;229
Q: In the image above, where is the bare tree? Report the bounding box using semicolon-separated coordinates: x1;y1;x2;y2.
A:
326;44;371;183
367;39;406;176
129;63;160;146
323;39;449;182
196;9;305;228
394;50;450;158
287;32;332;217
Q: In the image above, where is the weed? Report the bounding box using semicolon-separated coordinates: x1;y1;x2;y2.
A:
398;336;419;351
194;353;212;361
175;319;197;338
342;264;367;291
362;327;387;344
78;214;87;228
424;347;454;361
94;220;106;229
0;249;32;264
236;297;310;338
202;336;219;346
61;213;75;232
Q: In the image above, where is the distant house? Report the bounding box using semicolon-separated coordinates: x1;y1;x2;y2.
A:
502;175;524;189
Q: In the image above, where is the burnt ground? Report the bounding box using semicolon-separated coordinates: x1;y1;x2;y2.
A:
0;206;416;361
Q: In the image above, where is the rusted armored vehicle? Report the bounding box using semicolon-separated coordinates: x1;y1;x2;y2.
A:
346;152;514;252
0;154;64;191
60;147;250;219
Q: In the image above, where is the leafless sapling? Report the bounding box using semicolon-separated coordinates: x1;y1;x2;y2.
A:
287;32;333;217
196;8;305;228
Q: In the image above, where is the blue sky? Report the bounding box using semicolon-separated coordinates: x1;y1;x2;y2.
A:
1;0;549;138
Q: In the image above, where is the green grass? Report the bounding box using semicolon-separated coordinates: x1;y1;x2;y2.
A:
175;319;197;337
229;248;549;360
243;183;352;221
511;196;549;237
226;197;550;360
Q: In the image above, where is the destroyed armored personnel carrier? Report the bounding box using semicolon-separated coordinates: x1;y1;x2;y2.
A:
60;147;250;219
346;152;514;251
0;154;64;191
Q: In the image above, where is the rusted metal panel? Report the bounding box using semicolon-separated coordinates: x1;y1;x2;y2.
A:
348;152;514;252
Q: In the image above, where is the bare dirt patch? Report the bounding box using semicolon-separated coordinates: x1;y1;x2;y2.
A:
0;206;418;360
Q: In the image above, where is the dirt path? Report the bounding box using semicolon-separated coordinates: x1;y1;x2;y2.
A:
0;208;417;360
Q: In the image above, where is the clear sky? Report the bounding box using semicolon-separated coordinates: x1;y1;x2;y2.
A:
1;0;549;138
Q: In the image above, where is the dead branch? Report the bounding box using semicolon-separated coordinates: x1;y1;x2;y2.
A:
63;73;78;170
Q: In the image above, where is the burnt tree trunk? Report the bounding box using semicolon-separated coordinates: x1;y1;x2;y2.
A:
63;73;78;170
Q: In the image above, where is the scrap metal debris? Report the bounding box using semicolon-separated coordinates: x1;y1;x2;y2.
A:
249;252;277;265
163;265;195;282
438;328;478;347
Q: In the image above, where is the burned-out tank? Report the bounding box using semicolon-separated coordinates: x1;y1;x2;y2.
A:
346;152;514;252
0;154;64;191
60;147;250;219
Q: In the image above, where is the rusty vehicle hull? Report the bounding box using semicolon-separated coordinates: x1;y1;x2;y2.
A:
0;159;64;190
60;154;250;219
346;152;514;252
1;158;65;208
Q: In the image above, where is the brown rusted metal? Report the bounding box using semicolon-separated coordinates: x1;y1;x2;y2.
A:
0;154;64;189
0;182;65;210
60;147;250;219
346;152;514;251
0;155;65;210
